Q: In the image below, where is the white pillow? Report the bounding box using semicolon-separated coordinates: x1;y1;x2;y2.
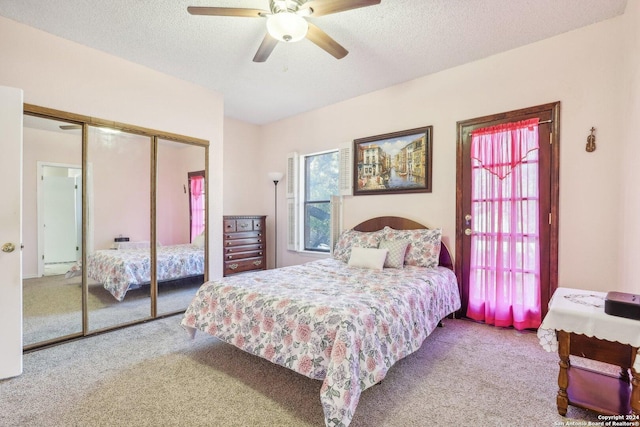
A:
192;232;205;248
347;246;389;270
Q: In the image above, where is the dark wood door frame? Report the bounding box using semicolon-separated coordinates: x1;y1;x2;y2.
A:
455;102;560;321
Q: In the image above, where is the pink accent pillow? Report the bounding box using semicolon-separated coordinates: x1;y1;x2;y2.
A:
379;239;411;268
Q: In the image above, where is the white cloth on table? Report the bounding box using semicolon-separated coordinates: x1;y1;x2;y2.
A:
537;287;640;371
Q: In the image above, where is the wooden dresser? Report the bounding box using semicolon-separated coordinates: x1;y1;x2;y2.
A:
223;215;266;276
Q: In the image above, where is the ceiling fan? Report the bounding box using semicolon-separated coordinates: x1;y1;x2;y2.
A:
188;0;381;62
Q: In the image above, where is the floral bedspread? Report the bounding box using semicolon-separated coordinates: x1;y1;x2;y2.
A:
87;244;204;301
181;258;460;427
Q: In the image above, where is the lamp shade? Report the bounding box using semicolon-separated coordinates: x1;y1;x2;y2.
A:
268;172;284;182
266;12;308;42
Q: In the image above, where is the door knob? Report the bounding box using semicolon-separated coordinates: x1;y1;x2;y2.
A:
2;242;16;253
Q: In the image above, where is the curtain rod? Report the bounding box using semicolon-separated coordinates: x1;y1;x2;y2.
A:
470;119;553;135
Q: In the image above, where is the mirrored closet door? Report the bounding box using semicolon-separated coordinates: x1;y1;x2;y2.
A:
22;115;83;347
22;106;209;350
156;139;207;316
86;126;152;331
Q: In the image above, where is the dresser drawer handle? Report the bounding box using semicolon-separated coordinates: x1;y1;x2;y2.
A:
253;260;262;266
229;263;239;270
239;223;249;229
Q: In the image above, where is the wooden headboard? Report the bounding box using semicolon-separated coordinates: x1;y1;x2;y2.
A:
352;216;454;271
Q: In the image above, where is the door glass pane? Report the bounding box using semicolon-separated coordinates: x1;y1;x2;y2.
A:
156;139;206;315
86;126;151;331
22;115;83;346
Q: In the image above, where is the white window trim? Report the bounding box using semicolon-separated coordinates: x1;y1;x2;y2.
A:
287;147;349;254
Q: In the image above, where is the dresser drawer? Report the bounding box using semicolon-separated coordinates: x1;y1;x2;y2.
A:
224;218;257;232
225;243;263;255
223;219;237;233
224;231;263;240
224;257;265;275
236;218;254;232
224;237;263;247
225;248;264;261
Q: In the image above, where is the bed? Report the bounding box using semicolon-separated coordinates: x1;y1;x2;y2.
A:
181;217;460;427
87;243;205;301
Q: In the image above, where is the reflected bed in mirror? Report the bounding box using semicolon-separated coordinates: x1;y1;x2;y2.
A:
86;243;204;301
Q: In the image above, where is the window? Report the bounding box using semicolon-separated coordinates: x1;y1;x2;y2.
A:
301;151;339;252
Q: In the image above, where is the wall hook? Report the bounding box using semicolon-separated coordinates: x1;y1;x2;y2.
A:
586;127;596;152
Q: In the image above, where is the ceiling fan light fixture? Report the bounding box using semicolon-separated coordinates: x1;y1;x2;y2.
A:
267;12;308;42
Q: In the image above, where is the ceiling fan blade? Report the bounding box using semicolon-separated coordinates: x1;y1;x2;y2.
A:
187;6;268;18
253;33;279;62
306;23;348;59
301;0;381;17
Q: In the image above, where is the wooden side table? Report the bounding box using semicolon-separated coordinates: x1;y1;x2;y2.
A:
556;330;639;416
537;288;640;417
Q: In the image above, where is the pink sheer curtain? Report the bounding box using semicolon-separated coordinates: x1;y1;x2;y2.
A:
190;176;205;242
467;118;541;330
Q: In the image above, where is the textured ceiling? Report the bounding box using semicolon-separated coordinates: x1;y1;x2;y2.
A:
0;0;628;125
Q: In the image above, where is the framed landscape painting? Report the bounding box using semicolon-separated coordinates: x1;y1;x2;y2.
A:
353;126;432;196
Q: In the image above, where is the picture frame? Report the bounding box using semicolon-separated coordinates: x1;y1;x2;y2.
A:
353;126;432;196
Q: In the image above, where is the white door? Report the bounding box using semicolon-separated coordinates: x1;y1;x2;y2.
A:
43;173;77;264
0;86;23;379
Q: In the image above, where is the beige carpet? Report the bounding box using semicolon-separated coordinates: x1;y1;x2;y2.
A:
0;316;605;427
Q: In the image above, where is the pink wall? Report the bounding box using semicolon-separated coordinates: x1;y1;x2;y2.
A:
620;1;640;294
157;141;206;246
223;118;263;216
88;130;151;251
0;17;225;278
225;11;635;293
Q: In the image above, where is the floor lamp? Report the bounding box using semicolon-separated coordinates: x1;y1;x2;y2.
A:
268;172;284;268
